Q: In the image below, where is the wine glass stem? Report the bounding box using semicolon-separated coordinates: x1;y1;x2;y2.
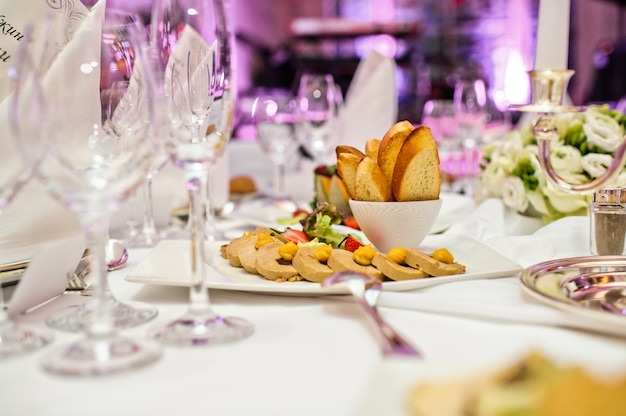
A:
187;174;215;317
82;213;115;338
205;164;219;241
141;175;158;245
273;160;287;199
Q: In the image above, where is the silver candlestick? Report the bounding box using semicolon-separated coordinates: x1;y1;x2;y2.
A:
512;69;626;194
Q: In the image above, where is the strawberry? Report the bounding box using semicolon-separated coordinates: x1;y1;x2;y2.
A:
343;236;364;252
292;209;309;218
281;228;310;244
342;215;360;230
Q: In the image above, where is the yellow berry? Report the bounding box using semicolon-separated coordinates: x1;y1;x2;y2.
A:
432;248;454;264
387;247;407;264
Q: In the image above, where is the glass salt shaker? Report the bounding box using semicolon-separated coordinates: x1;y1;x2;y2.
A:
590;187;626;255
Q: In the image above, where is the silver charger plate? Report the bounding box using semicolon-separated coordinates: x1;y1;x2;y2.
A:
520;255;626;329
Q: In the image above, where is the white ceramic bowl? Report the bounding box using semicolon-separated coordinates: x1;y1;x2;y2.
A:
349;199;443;253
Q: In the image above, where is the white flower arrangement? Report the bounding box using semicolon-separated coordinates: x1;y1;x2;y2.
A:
475;105;626;223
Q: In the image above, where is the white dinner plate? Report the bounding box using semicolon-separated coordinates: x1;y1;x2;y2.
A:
126;234;522;296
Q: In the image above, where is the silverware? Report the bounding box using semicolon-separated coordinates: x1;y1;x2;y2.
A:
323;271;421;358
65;239;128;293
105;239;128;271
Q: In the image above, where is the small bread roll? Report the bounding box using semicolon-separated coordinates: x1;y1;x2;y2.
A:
230;175;256;194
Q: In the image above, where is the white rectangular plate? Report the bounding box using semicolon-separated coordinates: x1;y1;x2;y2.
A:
126;234;522;296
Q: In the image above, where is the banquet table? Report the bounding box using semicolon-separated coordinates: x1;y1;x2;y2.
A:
3;141;626;416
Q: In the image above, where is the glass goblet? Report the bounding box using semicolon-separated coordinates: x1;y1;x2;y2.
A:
18;8;162;375
296;73;340;168
421;99;462;192
454;78;487;194
147;0;254;346
253;94;301;211
44;80;158;333
125;150;170;248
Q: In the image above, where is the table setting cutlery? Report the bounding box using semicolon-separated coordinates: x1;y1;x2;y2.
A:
323;271;421;358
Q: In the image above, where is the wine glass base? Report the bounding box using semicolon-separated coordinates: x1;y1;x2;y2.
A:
41;336;161;377
46;300;158;332
0;324;54;359
148;313;253;346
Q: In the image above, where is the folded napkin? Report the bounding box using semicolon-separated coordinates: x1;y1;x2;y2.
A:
337;49;398;155
0;1;105;264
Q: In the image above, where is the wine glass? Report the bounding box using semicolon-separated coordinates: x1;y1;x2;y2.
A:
454;78;487;194
148;0;254;346
44;80;159;333
17;8;162;375
125;149;170;248
296;73;340;168
252;94;301;211
421;99;462;192
0;20;54;359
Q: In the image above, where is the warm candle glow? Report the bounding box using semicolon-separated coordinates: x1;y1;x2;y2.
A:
534;0;571;70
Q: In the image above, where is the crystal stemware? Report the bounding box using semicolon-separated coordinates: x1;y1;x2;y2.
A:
0;19;54;359
252;94;301;211
147;0;253;346
296;73;340;168
454;78;487;194
125;148;170;248
17;7;162;375
421;99;462;192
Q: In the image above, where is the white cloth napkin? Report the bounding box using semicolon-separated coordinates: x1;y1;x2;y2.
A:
337;49;398;153
0;1;105;264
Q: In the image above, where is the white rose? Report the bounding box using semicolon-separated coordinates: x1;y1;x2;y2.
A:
530;147;587;186
543;183;590;213
550;144;583;174
501;176;529;213
527;191;549;215
581;153;613;177
614;172;626;187
583;109;623;152
480;161;507;196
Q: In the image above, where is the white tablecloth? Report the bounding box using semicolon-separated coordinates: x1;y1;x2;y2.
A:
3;141;626;416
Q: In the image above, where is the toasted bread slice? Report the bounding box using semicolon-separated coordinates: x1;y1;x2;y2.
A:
377;120;414;186
335;145;366;160
391;126;441;201
336;152;364;199
354;156;392;202
365;138;381;162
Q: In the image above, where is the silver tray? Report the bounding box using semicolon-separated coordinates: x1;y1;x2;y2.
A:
520;255;626;330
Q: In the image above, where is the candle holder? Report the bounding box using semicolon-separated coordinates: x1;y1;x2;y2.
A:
512;69;626;194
